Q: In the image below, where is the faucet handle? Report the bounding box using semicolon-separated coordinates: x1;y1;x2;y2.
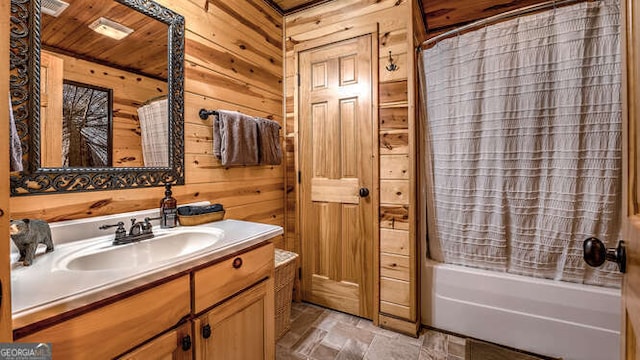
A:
142;217;160;234
99;222;126;240
99;221;125;230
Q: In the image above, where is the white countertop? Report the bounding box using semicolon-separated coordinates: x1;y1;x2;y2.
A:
11;217;282;329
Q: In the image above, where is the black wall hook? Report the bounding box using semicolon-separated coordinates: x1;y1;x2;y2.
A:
385;51;398;72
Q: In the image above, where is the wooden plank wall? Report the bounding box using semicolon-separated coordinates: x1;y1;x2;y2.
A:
10;0;287;248
284;0;420;329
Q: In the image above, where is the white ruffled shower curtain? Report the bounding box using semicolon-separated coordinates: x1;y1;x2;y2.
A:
421;0;622;287
137;98;169;167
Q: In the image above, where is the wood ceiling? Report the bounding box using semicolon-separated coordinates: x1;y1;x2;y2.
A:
41;0;168;81
46;0;556;76
268;0;331;13
269;0;551;37
422;0;550;34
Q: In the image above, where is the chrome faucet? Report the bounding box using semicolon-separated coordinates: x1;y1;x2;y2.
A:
99;217;158;245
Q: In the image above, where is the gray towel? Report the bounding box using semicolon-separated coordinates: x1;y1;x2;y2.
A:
256;117;282;165
9;92;23;172
213;113;222;159
214;110;259;166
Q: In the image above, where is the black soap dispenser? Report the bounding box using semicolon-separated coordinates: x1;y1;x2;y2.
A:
160;183;177;228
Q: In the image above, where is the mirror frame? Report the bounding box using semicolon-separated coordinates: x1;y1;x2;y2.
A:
9;0;185;196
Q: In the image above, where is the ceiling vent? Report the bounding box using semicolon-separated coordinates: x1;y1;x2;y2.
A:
41;0;70;17
88;17;134;40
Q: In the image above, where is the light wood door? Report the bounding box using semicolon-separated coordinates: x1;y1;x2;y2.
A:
624;0;640;357
193;279;274;360
119;322;192;360
40;51;64;167
298;34;374;318
0;0;12;342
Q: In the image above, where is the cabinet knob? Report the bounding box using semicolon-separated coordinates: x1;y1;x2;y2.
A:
181;334;192;351
202;324;212;339
232;257;243;269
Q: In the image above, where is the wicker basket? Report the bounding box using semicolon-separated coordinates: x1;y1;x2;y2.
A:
177;210;225;226
274;249;298;340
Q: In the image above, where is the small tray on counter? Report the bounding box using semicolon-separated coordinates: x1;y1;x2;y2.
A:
177;204;225;226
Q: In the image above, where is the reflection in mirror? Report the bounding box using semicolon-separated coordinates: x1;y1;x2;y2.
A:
39;0;168;168
42;77;114;168
137;97;169;167
61;81;112;168
9;0;185;195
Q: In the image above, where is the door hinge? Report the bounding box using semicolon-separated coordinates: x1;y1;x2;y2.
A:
297;73;300;86
298;171;301;184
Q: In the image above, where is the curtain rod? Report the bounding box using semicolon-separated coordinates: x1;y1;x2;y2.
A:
419;0;587;49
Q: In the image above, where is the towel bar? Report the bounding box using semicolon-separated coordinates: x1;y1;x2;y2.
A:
199;109;281;130
198;109;219;120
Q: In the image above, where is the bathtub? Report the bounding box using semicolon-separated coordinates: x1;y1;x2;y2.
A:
421;260;621;360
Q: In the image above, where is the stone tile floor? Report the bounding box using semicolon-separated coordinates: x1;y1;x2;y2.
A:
276;302;466;360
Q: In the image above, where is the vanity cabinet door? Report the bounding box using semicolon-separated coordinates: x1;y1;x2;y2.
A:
17;276;190;359
193;278;274;360
119;322;192;360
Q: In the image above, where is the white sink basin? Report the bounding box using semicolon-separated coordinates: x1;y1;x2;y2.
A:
57;228;224;271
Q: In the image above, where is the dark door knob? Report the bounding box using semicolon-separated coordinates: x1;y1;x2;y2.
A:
583;237;626;273
359;187;369;198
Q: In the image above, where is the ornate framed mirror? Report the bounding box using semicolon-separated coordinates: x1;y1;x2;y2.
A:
9;0;185;195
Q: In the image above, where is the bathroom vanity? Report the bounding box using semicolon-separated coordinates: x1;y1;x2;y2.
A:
10;211;282;359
